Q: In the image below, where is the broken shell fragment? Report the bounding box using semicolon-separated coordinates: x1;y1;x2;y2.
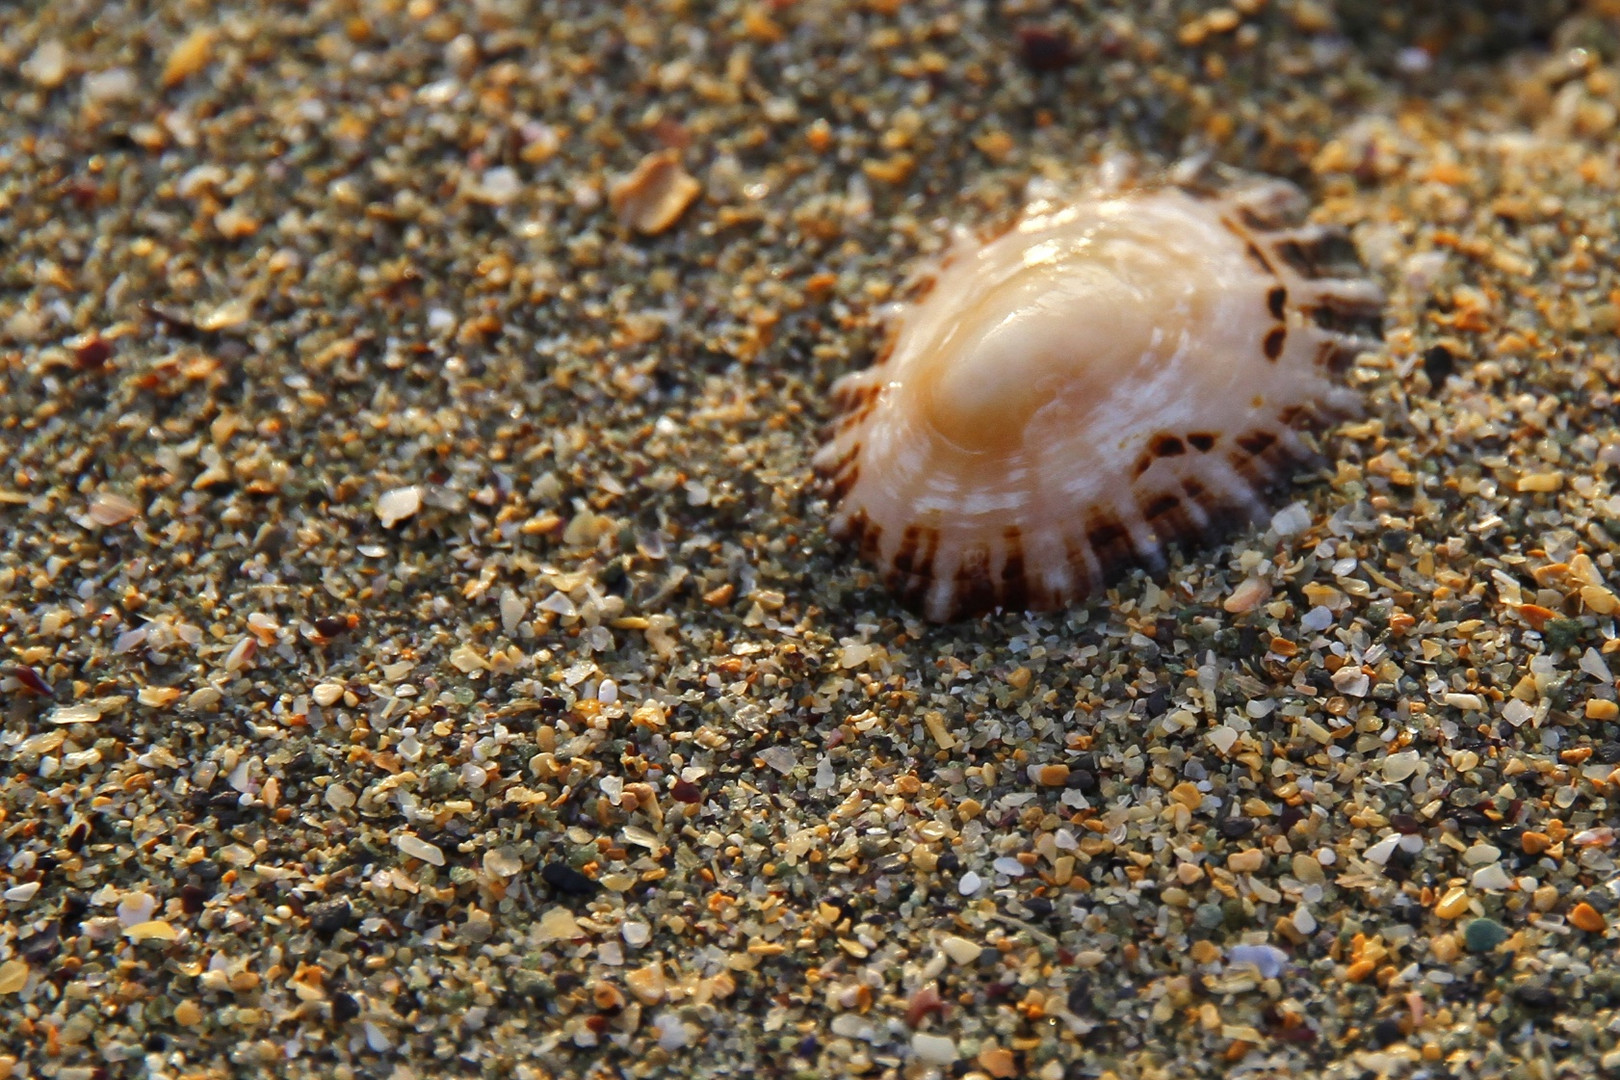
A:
610;150;702;235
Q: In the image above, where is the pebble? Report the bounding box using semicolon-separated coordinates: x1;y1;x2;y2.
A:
482;848;524;878
1227;944;1288;979
1227;849;1266;873
375;485;423;528
394;833;444;866
1435;888;1473;921
21;39;68;87
654;1012;691;1051
309;899;352;935
940;935;983;965
535;908;582;944
1570;903;1608;933
541;862;601;897
0;960;27;995
116;892;156;927
162;25;215;87
87;492;140;526
137;685;183;708
1381;750;1422;783
1300;605;1335;632
758;746;797;774
472;166;521;205
910;1032;959;1065
1223;577;1271;613
125;920;178;942
978;1045;1018;1078
1463;918;1509;953
626;964;667;1005
1471;864;1514;891
1034;763;1070;786
49;703;103;726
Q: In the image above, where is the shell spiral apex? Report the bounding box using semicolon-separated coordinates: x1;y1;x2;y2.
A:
815;167;1386;622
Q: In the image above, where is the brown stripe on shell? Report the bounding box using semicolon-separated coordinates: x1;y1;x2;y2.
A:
857;517;884;561
830;381;883;417
1252;428;1304;470
1270;231;1361;279
1226;425;1309;492
1175;176;1225;201
1135;429;1213;479
953;545;997;617
831;506;867;544
825;407;873;441
881;569;934;614
853;336;898;372
907;274;940;306
977;214;1024;244
1175;473;1251;536
1235;430;1278;458
995;526;1030;612
1271;239;1314;277
1224;452;1275;499
880;524;944;614
879;526;1037;620
822;454;861;503
1303;299;1383;339
1243;242;1274;275
1142;491;1181;522
1061;532;1103;594
890;523;939;579
1235;206;1278;232
1267;285;1288;319
1083;510;1136;574
1150;433;1186;457
1141;489;1206;549
1314;337;1361;374
1263;326;1287;361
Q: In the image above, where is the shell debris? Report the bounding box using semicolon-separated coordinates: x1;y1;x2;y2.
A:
610;150;703;235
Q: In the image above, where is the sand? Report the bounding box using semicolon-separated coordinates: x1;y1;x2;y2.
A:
2;1;1619;1077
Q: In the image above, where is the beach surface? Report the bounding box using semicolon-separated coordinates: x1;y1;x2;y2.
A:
3;2;1620;1077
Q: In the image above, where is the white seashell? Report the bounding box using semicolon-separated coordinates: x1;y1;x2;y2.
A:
815;168;1385;621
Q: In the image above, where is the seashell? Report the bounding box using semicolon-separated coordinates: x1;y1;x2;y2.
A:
815;167;1385;622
